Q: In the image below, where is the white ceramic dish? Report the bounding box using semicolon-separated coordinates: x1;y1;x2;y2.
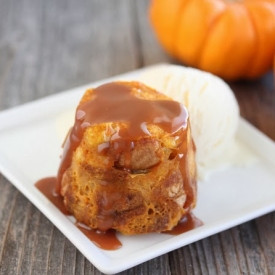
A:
0;66;275;274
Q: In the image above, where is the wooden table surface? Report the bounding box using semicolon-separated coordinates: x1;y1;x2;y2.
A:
0;1;275;274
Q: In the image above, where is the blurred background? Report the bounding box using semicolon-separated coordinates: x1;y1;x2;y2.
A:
0;0;169;108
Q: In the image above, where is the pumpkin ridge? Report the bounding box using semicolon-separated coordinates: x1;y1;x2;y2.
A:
242;3;259;78
196;8;226;70
244;1;275;78
172;0;191;58
173;0;226;67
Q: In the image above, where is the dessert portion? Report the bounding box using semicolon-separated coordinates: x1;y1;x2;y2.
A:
139;65;240;179
57;81;197;235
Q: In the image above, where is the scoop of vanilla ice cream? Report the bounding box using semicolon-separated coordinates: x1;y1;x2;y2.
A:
139;64;240;179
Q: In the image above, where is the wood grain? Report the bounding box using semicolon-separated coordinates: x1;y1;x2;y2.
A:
0;0;275;274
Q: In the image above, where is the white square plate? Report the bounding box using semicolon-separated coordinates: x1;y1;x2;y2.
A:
0;66;275;274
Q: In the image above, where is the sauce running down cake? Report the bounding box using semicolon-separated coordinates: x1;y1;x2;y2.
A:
57;81;197;235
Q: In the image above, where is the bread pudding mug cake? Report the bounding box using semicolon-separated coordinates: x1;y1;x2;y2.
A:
55;81;197;235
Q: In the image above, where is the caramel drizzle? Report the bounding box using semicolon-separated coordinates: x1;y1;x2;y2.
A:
56;81;189;193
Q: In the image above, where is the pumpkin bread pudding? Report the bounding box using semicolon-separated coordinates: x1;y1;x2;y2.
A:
57;81;197;235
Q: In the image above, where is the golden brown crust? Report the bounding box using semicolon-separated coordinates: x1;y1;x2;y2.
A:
60;82;197;235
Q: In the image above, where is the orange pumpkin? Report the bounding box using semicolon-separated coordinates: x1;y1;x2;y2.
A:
149;0;275;80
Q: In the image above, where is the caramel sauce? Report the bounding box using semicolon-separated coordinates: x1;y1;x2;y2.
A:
35;177;122;249
76;222;122;250
35;177;202;250
56;81;189;193
165;213;203;235
35;177;70;215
